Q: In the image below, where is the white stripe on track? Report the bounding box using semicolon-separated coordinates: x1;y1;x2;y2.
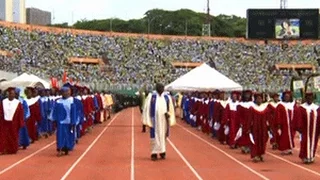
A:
177;124;270;180
167;138;203;180
131;108;135;180
0;141;56;175
60;112;120;180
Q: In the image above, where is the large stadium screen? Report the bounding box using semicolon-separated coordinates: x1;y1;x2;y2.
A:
275;19;300;39
247;9;319;40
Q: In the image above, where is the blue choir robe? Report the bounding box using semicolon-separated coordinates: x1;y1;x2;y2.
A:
47;96;58;133
38;97;49;134
51;97;77;151
93;95;99;123
189;98;197;127
180;96;186;119
183;97;190;124
74;96;84;140
18;97;31;147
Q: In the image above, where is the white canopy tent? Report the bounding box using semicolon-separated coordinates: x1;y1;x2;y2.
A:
0;81;45;91
11;73;50;88
165;63;242;92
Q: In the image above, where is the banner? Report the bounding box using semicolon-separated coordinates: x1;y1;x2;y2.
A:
314;76;320;90
293;89;302;99
293;80;304;90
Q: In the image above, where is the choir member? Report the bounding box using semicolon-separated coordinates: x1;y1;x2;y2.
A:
223;91;241;149
249;93;270;162
25;87;41;143
294;92;320;164
276;91;296;155
142;83;176;161
236;90;255;154
201;92;211;134
267;93;280;150
38;89;49;138
214;91;228;144
15;88;31;149
51;86;77;156
0;87;24;154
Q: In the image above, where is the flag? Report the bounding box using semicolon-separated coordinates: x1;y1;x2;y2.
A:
62;70;67;83
50;77;58;88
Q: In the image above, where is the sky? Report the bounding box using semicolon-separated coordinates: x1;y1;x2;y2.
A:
25;0;320;25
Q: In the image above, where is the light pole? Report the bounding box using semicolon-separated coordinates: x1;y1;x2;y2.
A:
147;16;160;34
110;18;113;32
185;20;188;36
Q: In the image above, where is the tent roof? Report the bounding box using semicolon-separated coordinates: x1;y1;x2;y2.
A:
11;73;50;88
0;80;45;91
165;63;242;92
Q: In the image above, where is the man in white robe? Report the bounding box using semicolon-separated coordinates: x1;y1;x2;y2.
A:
142;83;176;161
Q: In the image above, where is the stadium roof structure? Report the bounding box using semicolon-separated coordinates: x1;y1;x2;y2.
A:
165;63;242;92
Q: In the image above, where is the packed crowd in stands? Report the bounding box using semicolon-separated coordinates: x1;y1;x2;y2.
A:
0;24;320;91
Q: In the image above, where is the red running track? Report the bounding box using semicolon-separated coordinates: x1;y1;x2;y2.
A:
1;107;320;180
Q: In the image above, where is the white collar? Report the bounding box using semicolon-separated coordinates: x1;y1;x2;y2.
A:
229;101;239;111
280;101;295;110
2;98;20;121
301;103;319;111
239;101;255;109
269;101;280;108
25;97;38;106
251;103;269;112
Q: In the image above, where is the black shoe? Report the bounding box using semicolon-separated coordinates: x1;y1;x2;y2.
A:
160;153;166;159
151;154;158;161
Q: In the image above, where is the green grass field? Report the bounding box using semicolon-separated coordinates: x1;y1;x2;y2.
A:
275;25;300;39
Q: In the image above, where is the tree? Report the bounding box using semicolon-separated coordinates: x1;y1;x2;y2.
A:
54;8;248;37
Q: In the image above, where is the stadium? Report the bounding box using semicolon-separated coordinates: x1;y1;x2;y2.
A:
1;0;320;179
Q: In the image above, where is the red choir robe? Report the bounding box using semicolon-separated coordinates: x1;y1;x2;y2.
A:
214;100;228;144
0;99;24;154
80;97;88;136
275;102;296;152
195;99;203;128
83;96;94;129
201;99;210;134
236;102;255;148
222;101;240;147
81;96;92;135
294;103;320;162
25;97;41;142
249;103;271;159
88;95;95;126
267;102;280;148
190;98;200;127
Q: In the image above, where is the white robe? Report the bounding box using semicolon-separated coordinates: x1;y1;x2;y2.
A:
142;92;176;154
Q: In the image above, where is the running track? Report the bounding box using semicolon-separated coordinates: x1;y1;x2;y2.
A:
1;108;320;180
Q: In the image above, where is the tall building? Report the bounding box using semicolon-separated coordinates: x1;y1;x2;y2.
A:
0;0;13;22
26;8;51;25
0;0;25;23
13;0;26;23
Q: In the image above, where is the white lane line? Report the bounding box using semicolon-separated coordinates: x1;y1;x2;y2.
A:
60;113;121;180
167;138;203;180
177;124;270;180
131;108;135;180
0;141;56;175
266;152;320;177
293;147;320;158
